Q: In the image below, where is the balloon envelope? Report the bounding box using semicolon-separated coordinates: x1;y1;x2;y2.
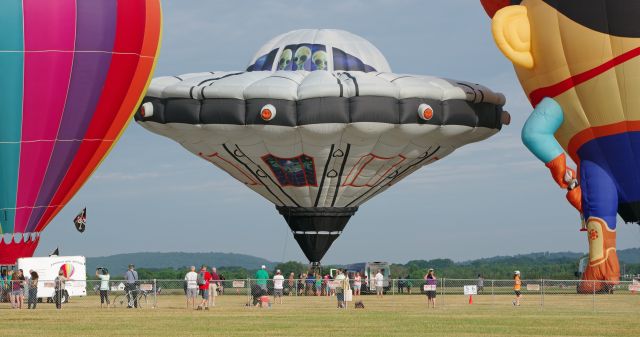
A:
136;29;508;263
0;0;162;264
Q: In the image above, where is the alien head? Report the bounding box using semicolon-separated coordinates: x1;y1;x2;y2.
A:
277;48;293;70
294;46;312;70
312;50;328;71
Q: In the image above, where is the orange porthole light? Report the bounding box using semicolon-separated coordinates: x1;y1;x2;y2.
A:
418;103;433;121
261;104;276;121
140;102;154;118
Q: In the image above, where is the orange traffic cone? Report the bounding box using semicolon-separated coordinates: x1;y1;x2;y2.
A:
469;295;473;304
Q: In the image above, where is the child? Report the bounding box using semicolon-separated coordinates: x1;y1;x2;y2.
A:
513;270;521;306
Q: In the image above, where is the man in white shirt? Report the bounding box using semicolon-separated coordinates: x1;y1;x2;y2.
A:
272;269;285;304
374;269;384;298
334;269;346;308
184;266;198;309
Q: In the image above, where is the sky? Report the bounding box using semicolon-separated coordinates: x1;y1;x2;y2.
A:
35;0;640;264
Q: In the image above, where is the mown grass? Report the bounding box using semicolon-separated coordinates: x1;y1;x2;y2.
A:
1;294;638;336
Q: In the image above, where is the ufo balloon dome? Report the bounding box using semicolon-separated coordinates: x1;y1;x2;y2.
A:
136;29;509;264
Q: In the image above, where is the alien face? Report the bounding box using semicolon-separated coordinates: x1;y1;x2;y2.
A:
277;49;293;70
293;46;312;70
312;50;328;71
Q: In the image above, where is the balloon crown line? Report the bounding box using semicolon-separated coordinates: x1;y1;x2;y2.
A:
0;232;41;244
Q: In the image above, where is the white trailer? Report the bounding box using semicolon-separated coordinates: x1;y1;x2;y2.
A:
16;256;87;302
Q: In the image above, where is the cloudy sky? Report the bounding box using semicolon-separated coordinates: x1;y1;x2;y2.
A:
36;0;640;264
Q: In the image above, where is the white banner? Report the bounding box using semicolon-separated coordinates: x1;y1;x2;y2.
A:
423;284;436;291
464;285;477;295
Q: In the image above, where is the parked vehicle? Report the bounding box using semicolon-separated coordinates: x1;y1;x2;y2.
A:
343;262;391;293
16;256;87;303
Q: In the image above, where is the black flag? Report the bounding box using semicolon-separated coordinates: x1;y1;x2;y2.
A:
73;208;87;233
50;247;59;256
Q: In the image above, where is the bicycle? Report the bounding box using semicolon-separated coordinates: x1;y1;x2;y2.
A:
111;287;148;308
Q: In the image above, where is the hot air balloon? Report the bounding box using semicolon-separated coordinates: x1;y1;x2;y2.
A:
481;0;640;291
0;0;162;265
136;29;509;265
59;263;75;278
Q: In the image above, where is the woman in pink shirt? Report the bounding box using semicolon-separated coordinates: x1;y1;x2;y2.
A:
353;272;362;296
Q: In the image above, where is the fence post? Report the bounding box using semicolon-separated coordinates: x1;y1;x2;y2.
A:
247;278;251;306
153;279;157;308
392;279;395;296
491;279;495;306
541;279;545;310
442;278;446;308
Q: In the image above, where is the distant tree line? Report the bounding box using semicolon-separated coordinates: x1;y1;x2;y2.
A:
91;258;640;280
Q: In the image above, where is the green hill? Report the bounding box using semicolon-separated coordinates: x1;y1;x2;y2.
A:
618;248;640;264
87;252;275;276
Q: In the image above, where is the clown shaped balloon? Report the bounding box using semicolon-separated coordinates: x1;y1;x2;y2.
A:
481;0;640;290
0;0;162;264
136;29;509;265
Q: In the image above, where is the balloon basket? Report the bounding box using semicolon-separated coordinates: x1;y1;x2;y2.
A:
309;261;322;275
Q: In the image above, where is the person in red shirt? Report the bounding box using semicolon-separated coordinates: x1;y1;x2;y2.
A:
197;265;212;310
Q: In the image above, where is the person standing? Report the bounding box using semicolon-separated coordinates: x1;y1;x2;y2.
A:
424;268;437;308
197;265;212;310
406;275;413;294
477;274;485;294
315;273;322;296
124;264;139;308
334;269;346;308
305;273;315;296
209;267;220;307
54;270;66;310
374;269;384;298
513;270;522;306
219;274;225;295
27;271;38;309
184;266;198;309
22;269;30;303
255;265;269;293
0;270;7;303
323;274;331;297
353;272;362;297
273;270;284;304
298;273;306;296
397;275;405;294
6;270;14;308
11;270;25;309
96;268;110;308
287;272;295;296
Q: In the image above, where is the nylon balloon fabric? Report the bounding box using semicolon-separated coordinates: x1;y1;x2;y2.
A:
136;29;508;263
0;0;162;264
482;0;640;292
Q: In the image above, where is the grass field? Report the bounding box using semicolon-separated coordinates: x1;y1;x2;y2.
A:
1;294;638;336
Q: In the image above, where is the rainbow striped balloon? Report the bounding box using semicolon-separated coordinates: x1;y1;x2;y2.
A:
0;0;162;264
59;263;75;278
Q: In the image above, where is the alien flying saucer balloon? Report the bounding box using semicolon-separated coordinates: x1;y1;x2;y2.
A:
136;29;509;264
